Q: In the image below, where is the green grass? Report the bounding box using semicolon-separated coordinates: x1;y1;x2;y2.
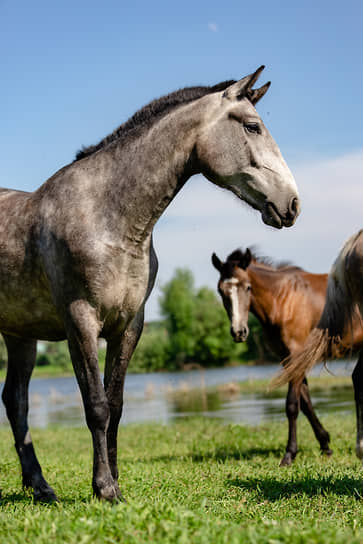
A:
0;414;362;543
232;374;353;395
0;364;71;382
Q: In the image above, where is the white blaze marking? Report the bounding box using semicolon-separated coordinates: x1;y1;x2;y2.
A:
224;278;238;285
230;285;240;331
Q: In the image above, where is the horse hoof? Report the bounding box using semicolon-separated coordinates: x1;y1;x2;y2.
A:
95;483;125;503
33;486;59;503
322;448;333;457
279;453;294;467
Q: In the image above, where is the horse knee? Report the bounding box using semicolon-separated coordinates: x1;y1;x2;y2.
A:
85;400;110;432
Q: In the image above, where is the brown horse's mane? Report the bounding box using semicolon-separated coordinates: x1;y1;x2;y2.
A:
224;248;307;301
75;80;236;161
226;248;302;273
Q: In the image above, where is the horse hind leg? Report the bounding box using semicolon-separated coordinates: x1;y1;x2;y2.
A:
280;381;300;466
1;334;57;502
300;377;332;456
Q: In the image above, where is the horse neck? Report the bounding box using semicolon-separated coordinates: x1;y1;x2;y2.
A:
82;102;201;246
248;264;287;326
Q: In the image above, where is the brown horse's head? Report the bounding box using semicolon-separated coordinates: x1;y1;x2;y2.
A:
212;249;252;342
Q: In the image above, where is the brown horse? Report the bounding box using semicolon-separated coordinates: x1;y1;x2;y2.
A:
274;229;363;464
212;248;363;465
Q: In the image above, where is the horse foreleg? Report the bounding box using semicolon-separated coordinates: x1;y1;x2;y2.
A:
300;377;332;456
2;334;57;502
65;302;118;502
104;310;145;499
280;381;300;466
352;352;363;462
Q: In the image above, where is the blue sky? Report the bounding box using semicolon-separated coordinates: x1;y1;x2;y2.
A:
1;1;363;319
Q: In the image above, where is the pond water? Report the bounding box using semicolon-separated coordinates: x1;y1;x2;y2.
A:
0;360;356;429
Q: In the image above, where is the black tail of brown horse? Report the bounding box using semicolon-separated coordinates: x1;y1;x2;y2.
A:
272;241;359;389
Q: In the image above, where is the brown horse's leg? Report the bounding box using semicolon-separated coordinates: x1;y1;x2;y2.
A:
352;352;363;461
104;309;145;498
280;381;300;466
1;335;57;502
65;302;119;502
300;377;332;456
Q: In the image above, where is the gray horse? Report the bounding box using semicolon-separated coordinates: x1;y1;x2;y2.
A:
0;66;299;502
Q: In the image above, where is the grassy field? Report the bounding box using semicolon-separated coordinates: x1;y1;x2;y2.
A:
233;374;353;395
0;412;362;543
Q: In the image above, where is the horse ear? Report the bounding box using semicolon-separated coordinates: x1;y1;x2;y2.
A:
248;81;271;105
239;248;252;270
212;253;223;272
223;65;265;101
244;248;252;268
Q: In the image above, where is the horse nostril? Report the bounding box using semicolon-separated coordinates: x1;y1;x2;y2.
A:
231;327;248;342
288;197;299;219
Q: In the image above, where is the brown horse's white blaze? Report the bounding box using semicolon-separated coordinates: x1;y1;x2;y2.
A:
227;278;250;341
212;250;252;342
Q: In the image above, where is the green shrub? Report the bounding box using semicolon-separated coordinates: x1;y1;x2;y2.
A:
130;325;170;372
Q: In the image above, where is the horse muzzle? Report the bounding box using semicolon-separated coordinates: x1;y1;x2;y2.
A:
262;197;300;229
231;326;249;343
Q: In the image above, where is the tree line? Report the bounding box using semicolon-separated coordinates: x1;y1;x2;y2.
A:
0;268;276;373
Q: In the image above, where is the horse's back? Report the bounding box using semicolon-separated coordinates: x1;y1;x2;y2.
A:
330;230;363;300
345;229;363;275
342;230;363;314
0;186;30;195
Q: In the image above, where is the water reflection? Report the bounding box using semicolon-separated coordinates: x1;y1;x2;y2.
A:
0;360;356;428
169;389;222;416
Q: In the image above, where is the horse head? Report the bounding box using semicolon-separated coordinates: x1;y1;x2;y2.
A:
196;66;300;229
212;249;253;342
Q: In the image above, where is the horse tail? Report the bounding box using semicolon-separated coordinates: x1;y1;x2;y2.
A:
272;231;362;389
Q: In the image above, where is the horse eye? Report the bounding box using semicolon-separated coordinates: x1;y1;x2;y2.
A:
244;123;261;135
246;285;251;292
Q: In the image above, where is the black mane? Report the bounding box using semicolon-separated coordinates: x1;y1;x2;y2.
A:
226;248;301;272
226;249;246;263
75;80;236;161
